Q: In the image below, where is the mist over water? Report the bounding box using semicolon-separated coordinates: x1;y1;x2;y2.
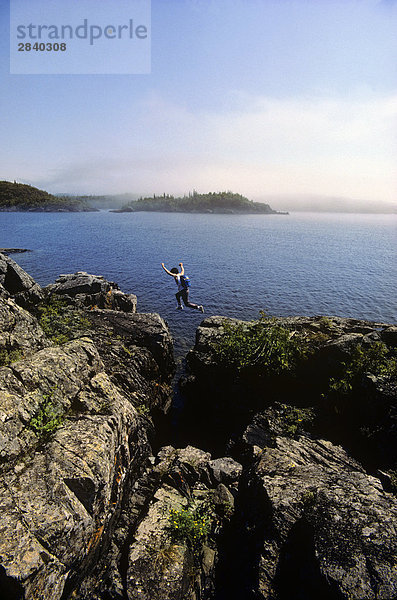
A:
2;211;396;356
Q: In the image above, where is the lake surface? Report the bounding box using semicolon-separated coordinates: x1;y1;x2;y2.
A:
1;211;396;357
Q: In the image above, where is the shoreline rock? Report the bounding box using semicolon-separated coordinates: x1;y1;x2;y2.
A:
235;416;397;600
111;207;289;215
45;271;138;312
0;251;44;308
0;248;31;253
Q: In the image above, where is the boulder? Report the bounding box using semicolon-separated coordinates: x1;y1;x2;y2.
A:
86;310;175;414
46;271;115;296
45;272;137;312
240;418;397;600
208;457;243;485
0;251;44;308
380;325;397;348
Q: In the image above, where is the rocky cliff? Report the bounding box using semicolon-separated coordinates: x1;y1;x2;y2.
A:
0;255;396;600
181;315;397;599
0;256;240;600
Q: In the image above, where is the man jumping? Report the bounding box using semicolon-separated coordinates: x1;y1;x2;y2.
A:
161;262;204;312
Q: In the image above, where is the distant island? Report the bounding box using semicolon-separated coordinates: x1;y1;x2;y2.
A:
112;191;287;214
2;182;394;214
0;181;93;212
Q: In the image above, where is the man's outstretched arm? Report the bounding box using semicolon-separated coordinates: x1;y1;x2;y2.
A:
161;263;174;276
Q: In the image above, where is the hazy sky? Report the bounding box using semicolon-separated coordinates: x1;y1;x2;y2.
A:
1;0;396;204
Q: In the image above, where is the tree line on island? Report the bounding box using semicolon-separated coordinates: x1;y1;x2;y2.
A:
0;181;286;214
0;181;91;212
113;190;286;214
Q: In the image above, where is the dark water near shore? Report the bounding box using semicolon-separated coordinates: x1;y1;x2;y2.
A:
1;211;396;357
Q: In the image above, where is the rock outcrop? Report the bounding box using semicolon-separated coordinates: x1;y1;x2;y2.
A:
235;409;397;600
87;310;176;414
0;251;44;308
45;271;137;312
0;337;149;599
79;445;242;600
186;315;396;380
0;248;31;254
0;296;48;361
180;314;397;599
1;260;396;600
182;315;397;470
0;262;176;600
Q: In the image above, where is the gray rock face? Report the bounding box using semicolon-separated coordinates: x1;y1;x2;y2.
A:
0;337;151;600
0;251;44;308
0;296;48;363
0;263;176;600
208;457;243;485
243;426;397;600
73;444;242;600
85;310;176;414
46;271;137;312
88;310;175;375
123;446;242;600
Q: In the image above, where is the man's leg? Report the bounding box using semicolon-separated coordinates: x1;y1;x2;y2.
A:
182;290;203;311
175;290;183;309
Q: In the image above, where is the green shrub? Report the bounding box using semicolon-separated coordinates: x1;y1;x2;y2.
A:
212;313;307;376
301;489;316;506
136;403;151;417
37;295;92;344
280;404;315;436
329;342;396;396
318;316;335;330
29;389;63;438
168;502;211;557
0;347;22;367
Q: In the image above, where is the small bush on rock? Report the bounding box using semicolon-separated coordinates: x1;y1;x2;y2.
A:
37;295;92;344
168;502;212;558
213;313;307;376
329;342;396;396
29;388;64;438
0;347;22;367
280;404;315;437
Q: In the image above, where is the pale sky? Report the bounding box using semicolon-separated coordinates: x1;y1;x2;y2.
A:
1;0;396;205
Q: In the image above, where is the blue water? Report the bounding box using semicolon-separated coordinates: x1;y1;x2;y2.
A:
1;211;396;356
